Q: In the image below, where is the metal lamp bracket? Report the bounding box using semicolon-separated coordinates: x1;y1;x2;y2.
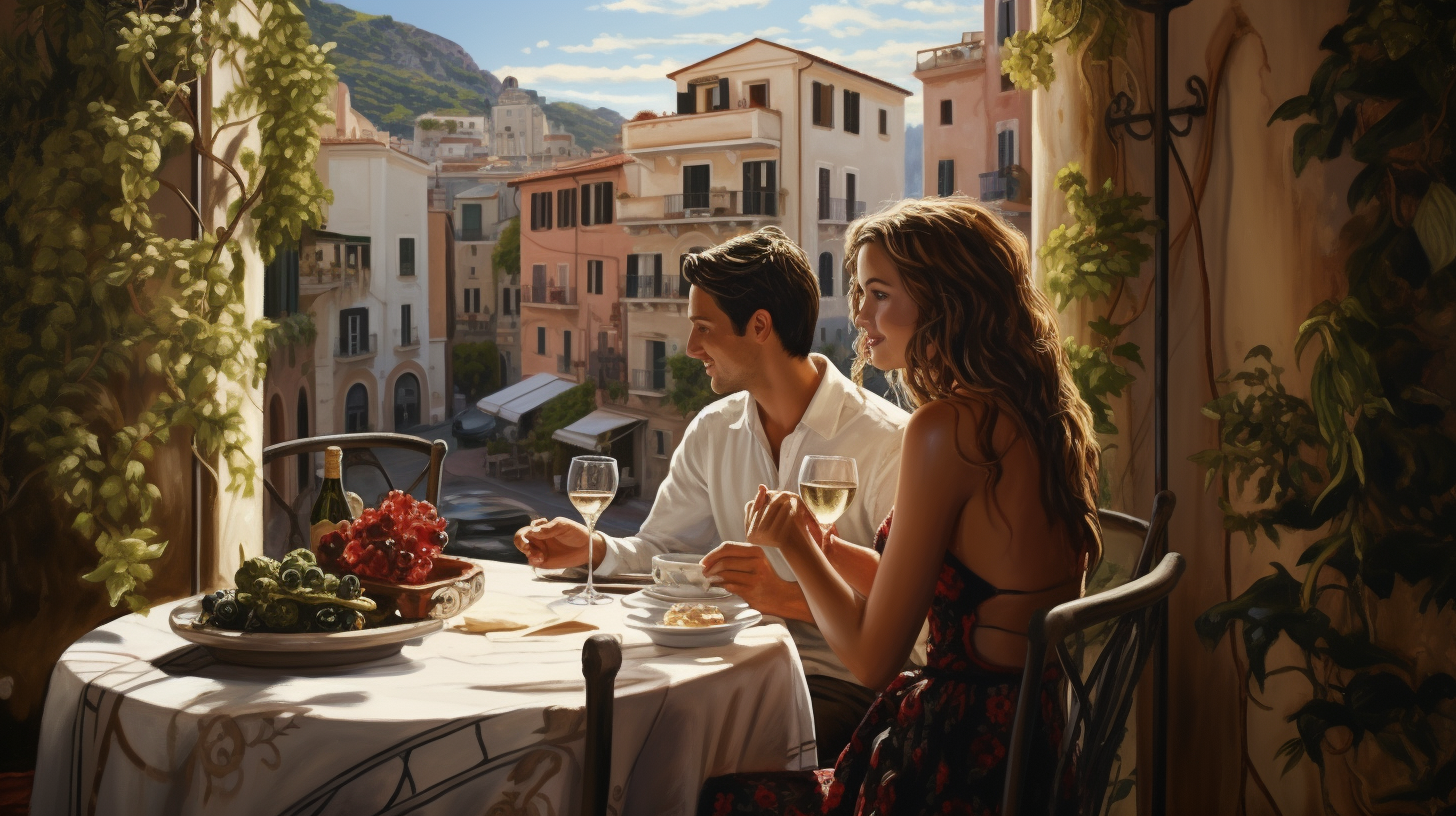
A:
1106;75;1207;142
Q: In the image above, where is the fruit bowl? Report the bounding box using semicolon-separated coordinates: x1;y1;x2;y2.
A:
358;555;486;620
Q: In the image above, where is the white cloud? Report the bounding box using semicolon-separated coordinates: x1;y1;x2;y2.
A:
493;58;684;85
904;0;959;12
776;37;814;45
537;87;667;107
634;53;655;59
799;4;962;38
561;27;787;53
592;0;771;16
806;39;943;77
536;39;550;48
521;47;532;54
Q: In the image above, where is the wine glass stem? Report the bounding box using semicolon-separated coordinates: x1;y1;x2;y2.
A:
585;520;596;597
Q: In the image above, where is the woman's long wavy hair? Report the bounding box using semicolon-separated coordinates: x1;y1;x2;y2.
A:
845;198;1103;564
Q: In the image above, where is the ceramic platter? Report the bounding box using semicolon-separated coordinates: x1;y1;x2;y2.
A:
169;596;444;668
621;588;747;612
623;606;763;648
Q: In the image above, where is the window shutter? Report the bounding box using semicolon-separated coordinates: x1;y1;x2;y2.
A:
717;78;729;110
653;254;662;278
602;182;614;224
812;82;822;126
677;90;694;114
825;85;835;129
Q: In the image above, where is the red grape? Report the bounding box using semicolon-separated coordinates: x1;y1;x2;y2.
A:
315;493;451;585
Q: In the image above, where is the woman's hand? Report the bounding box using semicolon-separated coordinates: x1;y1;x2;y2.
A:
744;485;820;556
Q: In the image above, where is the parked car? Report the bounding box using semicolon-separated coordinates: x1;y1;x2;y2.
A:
438;489;536;563
451;408;498;447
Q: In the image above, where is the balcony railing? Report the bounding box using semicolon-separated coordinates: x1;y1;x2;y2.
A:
495;315;519;330
299;263;369;294
625;274;690;300
622;106;782;153
456;228;486;242
395;326;419;348
818;198;867;223
626;190;781;221
916;40;985;72
979;168;1030;204
632;368;671;394
337;333;377;360
522;285;579;306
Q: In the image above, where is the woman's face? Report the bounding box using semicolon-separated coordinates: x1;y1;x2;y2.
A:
853;242;920;372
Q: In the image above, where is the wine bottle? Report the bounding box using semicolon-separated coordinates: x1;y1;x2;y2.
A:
310;446;354;552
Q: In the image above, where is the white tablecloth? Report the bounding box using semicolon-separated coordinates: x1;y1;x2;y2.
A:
30;561;816;816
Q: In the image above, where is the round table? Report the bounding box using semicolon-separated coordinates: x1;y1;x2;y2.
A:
30;561;816;816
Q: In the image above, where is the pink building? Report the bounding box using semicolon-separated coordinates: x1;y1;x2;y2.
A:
508;154;635;387
914;0;1033;232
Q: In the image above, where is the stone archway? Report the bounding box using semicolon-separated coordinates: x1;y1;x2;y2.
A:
344;382;369;432
393;373;420;431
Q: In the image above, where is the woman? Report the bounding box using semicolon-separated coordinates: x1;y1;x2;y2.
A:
696;198;1101;815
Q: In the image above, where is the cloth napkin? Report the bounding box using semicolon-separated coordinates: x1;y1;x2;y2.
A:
456;594;597;638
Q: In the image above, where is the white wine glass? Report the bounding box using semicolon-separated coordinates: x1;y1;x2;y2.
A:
798;455;859;538
566;455;618;606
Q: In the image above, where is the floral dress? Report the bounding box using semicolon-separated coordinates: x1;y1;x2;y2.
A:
696;512;1078;816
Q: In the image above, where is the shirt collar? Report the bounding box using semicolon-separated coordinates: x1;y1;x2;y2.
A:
734;353;851;439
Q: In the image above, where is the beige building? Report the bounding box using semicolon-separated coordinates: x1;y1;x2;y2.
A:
914;0;1034;232
451;183;522;386
615;39;909;494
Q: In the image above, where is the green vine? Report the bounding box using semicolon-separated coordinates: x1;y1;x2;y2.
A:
1195;1;1456;809
264;312;317;370
0;0;335;612
1002;0;1133;91
1041;163;1158;434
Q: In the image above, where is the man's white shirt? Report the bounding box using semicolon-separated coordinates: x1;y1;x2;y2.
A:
596;354;912;685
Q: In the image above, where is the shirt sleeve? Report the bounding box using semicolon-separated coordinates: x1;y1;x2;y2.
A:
594;414;719;576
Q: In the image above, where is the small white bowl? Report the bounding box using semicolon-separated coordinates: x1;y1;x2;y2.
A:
623;607;763;648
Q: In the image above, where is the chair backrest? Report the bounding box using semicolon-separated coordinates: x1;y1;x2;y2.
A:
261;432;448;554
581;634;622;816
1001;492;1182;816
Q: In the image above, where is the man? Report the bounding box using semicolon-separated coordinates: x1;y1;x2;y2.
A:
515;226;908;763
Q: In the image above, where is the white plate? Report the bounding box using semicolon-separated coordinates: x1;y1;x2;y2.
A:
169;597;444;668
621;589;749;612
643;584;731;602
623;607;763;648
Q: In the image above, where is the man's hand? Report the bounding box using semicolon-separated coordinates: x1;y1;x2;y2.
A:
514;517;606;569
702;541;811;622
744;485;820;556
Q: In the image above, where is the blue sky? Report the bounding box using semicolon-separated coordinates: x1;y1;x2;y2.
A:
330;0;986;125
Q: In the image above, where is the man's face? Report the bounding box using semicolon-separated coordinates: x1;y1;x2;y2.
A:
685;286;759;395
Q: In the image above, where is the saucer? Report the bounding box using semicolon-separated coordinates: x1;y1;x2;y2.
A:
623;607;763;648
622;589;748;612
643;584;730;603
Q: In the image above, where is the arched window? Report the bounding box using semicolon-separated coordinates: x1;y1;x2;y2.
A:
345;383;369;433
393;373;420;431
818;252;835;298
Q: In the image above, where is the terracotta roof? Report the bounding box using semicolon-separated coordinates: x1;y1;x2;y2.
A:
507;153;633;187
667;38;913;96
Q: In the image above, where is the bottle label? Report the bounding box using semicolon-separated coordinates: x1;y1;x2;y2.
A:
310;519;347;553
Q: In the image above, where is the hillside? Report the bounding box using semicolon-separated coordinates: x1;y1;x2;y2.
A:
301;2;625;151
905;123;924;197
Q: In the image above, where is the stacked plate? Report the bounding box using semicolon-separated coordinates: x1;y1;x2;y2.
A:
623;603;763;648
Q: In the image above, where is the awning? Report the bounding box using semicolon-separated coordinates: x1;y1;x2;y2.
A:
312;229;371;244
552;410;643;450
476;373;577;423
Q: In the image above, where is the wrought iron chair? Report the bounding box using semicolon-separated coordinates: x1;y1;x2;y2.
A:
1002;491;1183;816
261;433;448;555
581;634;622;816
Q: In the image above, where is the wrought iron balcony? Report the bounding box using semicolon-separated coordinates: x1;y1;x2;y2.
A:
522;285;579;306
624;274;689;300
336;333;377;361
818;198;866;223
915;39;985;72
631;368;671;394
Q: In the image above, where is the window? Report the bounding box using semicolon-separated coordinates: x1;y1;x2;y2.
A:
846;173;857;219
682;164;710;211
879;108;888;136
748;82;769;108
557;187;577;228
626;253;663;297
996;0;1016;42
818;252;835;297
339;307;368;355
843;89;860;134
470;245;478;256
263;244;299;318
811;81;834;128
742;160;777;216
937;160;956;197
461;203;482;240
648;340;667;390
536;326;546;355
556;262;569;288
501;288;513;316
580;181;615;226
400;304;414;346
464;287;480;313
561;330;572;372
997;120;1020;168
530;191;553;230
699;77;728;111
398;237;415;276
940;99;953;125
653;429;670;458
345;383;369;433
587;259;604;295
818;167;831;220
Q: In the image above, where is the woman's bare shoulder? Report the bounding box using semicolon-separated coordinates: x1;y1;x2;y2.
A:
908;396;1023;466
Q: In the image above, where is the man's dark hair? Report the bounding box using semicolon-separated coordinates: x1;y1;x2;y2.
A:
681;226;819;358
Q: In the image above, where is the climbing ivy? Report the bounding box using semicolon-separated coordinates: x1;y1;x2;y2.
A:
0;0;335;612
1194;1;1456;809
1002;0;1134;91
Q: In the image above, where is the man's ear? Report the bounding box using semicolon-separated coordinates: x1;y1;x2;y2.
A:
748;309;775;345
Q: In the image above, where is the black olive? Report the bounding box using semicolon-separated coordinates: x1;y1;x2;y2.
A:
302;566;325;588
338;574;360;600
201;593;217;614
280;568;302;590
214;598;242;627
